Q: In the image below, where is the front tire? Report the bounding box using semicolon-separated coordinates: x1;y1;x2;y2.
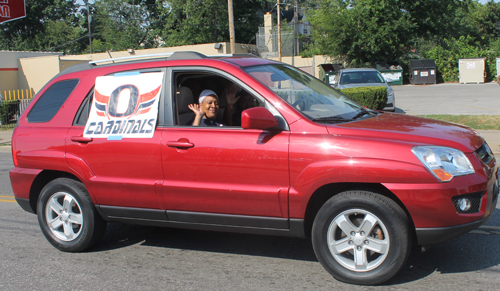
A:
37;178;106;252
312;190;410;285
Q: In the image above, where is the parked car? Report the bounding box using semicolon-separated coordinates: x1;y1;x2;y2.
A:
9;52;498;285
333;68;396;111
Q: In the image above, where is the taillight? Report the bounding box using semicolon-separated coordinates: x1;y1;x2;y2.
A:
11;129;18;167
12;147;18;167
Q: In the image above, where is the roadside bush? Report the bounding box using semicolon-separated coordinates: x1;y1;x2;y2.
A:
340;86;387;110
0;100;20;125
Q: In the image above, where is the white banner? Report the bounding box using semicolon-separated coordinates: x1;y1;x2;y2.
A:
84;72;164;139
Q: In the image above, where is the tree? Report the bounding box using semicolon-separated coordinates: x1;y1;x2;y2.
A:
306;0;415;66
0;0;81;52
88;0;154;52
162;0;268;47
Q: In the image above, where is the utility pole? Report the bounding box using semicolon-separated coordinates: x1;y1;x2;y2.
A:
277;0;281;61
294;0;299;55
228;0;235;54
86;1;92;54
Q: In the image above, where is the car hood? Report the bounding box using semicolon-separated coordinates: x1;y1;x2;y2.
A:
327;113;484;153
337;83;389;89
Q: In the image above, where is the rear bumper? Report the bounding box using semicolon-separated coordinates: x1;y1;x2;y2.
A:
15;197;34;214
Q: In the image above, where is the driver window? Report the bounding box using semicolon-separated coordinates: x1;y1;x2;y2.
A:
173;72;263;127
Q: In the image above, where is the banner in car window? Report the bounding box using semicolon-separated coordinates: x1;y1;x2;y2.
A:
84;72;163;139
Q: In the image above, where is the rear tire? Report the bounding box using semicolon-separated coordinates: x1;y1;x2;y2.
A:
312;190;410;285
37;178;106;252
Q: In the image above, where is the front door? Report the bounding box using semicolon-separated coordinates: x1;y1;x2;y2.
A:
160;127;290;218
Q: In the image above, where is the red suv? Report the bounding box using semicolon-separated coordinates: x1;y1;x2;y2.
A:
9;52;499;285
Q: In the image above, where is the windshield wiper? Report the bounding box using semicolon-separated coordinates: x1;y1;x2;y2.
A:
350;110;378;120
312;116;351;124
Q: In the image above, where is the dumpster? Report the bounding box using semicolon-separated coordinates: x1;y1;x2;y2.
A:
375;61;403;85
318;63;343;85
459;58;485;84
409;59;437;85
496;58;500;78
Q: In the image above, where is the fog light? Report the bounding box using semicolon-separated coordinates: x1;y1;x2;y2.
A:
458;198;472;212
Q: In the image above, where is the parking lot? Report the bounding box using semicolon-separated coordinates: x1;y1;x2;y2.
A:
393;82;500;115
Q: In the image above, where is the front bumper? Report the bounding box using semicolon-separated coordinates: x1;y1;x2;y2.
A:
415;167;499;247
415;214;491;247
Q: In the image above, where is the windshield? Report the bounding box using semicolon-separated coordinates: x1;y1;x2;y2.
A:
243;64;374;123
340;71;385;85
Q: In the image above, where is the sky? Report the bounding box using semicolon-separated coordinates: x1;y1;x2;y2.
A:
478;0;500;3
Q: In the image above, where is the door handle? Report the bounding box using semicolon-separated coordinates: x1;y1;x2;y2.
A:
71;136;93;143
166;140;194;149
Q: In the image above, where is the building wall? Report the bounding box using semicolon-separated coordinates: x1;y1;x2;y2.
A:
83;42;255;63
16;43;258;94
0;70;18;93
19;55;62;93
269;55;337;78
0;51;61;96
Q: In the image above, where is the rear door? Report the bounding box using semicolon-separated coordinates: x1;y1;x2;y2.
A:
66;69;166;209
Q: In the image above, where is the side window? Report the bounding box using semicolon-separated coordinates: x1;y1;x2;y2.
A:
73;89;93;126
27;79;79;123
173;72;263;127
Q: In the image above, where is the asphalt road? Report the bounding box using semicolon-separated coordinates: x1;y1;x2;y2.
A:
393;82;500;115
1;151;500;290
1;82;500;290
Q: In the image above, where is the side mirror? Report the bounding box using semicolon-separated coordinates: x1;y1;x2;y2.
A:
241;107;278;130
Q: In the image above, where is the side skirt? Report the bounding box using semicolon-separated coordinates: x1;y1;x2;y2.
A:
96;205;306;238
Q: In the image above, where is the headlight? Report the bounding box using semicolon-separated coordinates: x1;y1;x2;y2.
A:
412;146;474;182
387;87;395;100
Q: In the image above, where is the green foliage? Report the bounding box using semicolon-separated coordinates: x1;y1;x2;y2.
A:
0;100;20;126
422;35;499;83
307;0;415;66
162;0;267;47
0;0;81;52
340;86;387;110
306;0;500;74
399;0;471;42
88;0;153;52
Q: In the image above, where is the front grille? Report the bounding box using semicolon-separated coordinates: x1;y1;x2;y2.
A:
452;192;483;214
476;142;493;164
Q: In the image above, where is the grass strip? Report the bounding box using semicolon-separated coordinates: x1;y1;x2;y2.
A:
417;115;500;130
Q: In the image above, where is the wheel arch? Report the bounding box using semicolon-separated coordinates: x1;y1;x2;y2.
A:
29;170;82;214
302;182;416;242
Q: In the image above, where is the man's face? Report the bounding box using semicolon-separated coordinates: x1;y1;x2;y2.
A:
200;96;219;119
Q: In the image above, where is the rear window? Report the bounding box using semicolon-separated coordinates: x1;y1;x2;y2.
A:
27;79;79;123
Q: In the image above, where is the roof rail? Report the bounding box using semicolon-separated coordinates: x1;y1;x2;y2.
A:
88;51;258;66
207;53;259;58
89;52;175;66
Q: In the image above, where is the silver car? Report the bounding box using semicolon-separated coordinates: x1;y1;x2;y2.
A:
333;68;395;111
